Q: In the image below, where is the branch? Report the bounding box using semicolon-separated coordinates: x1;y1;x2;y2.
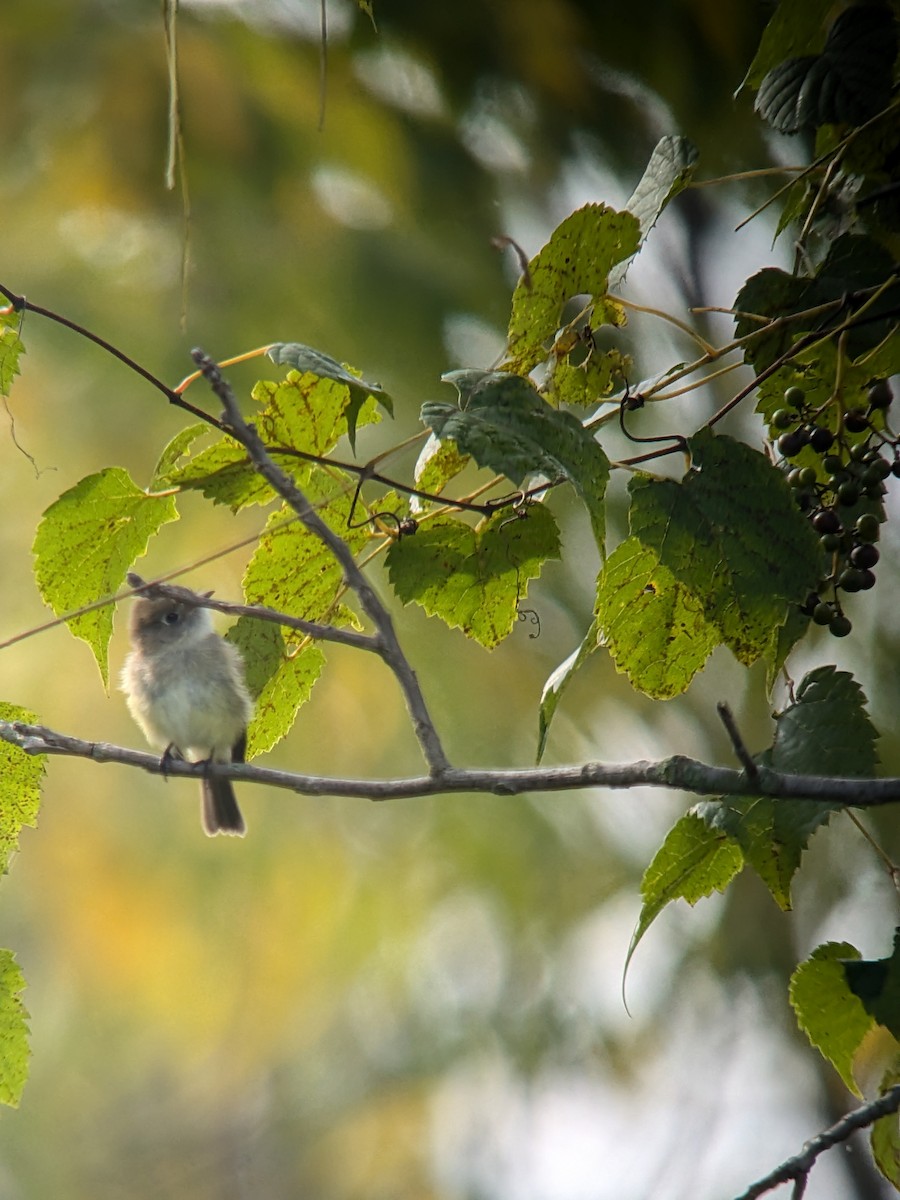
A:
125;574;380;654
188;348;452;776
4;721;900;806
732;1084;900;1200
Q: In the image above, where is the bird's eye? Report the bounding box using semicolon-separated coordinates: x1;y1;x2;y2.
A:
163;610;181;625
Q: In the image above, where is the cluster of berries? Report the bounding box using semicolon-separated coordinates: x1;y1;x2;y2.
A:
776;379;894;637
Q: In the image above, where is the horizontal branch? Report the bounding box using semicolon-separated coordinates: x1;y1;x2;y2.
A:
3;721;900;806
733;1083;900;1200
126;575;379;654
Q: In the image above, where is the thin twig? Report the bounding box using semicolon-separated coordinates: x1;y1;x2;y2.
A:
732;1084;900;1200
716;702;759;782
189;348;452;776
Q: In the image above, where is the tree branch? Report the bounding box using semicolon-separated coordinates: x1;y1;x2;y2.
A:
189;348;452;776
4;721;900;806
732;1084;900;1200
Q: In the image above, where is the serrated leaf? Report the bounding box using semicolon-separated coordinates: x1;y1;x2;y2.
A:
628;430;821;665
595;537;719;699
228;618;325;756
609;136;698;288
267;342;392;451
536;617;600;763
545;349;631;408
626;812;744;975
844;928;900;1040
423;372;610;549
790;942;872;1096
385;505;561;648
0;703;44;872
0;950;29;1107
32;469;179;686
243;489;370;634
755;6;897;134
740;0;832;92
161;370;383;510
505;204;640;373
765;603;809;691
0;314;25;397
872;1058;900;1188
697;667;878;908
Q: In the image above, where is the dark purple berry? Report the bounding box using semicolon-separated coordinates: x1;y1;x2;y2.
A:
845;410;868;433
808;426;834;453
829;614;852;637
867;380;893;410
779;431;806;458
850;543;879;568
812;509;841;534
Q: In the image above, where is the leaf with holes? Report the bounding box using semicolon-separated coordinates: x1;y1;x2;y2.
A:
505;204;640;374
386;505;561;648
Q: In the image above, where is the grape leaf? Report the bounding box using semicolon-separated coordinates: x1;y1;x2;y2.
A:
872;1058;900;1188
536;616;600;763
0;703;44;872
755;6;897;134
595;537;719;699
790;941;872;1096
423;372;610;549
626;812;744;975
627;430;821;665
740;0;833;92
0;950;29;1108
228;618;325;757
385;504;561;648
844;927;900;1040
0;313;25;396
33;468;178;686
698;667;879;909
609;135;698;288
267;342;392;451
505;204;640;373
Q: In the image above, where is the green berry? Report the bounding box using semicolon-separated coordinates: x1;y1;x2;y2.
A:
837;481;860;505
784;386;806;409
822;455;844;474
829;614;852;637
819;532;841;552
771;408;793;430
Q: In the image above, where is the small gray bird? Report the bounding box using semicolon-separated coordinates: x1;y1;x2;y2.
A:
121;578;254;836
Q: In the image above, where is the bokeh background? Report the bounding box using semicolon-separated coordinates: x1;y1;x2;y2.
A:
1;2;899;1197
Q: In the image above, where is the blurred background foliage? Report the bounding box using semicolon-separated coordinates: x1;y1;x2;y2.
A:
1;1;899;1197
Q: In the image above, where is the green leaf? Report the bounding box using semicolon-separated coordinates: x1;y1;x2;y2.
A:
789;942;872;1097
872;1058;900;1188
740;0;832;92
536;617;600;763
385;505;561;648
161;370;384;510
627;812;744;972
0;313;25;396
609;136;698;287
698;667;878;908
414;434;471;500
423;372;610;549
595;537;719;699
267;342;392;451
0;950;29;1107
755;7;897;134
844;928;900;1040
32;468;179;686
243;490;371;634
151;423;210;486
628;430;821;665
505;204;640;373
228;618;326;757
0;703;44;873
545;349;631;408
